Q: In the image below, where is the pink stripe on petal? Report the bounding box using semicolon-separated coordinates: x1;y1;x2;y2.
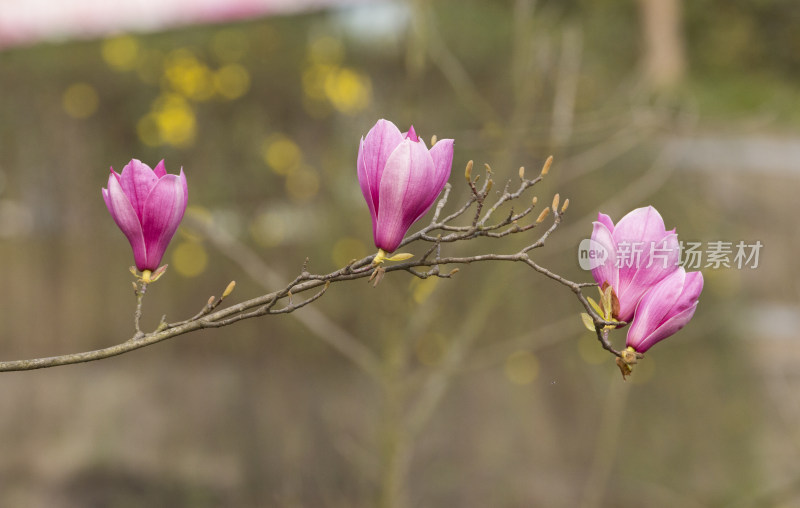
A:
415;138;453;219
669;270;704;316
400;139;437;223
357;136;378;226
618;232;680;318
119;159;158;222
634;302;698;353
614;206;669;290
179;167;188;205
140;174;187;270
362;119;404;212
627;268;686;347
375;142;413;252
596;212;615;233
590;221;618;292
105;173;147;270
153;159;167;178
375;140;435;252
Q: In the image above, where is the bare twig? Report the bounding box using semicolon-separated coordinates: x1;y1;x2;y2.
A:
0;158;612;372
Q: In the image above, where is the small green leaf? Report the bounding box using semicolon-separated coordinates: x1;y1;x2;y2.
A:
580;313;595;332
601;285;613;319
587;297;603;317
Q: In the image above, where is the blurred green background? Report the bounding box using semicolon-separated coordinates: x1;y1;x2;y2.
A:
0;0;798;506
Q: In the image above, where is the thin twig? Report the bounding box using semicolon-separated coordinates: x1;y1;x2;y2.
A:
0;159;615;372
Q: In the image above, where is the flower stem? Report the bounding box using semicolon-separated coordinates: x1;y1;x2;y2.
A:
134;281;148;337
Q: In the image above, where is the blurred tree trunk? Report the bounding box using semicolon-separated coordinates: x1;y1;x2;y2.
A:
637;0;686;91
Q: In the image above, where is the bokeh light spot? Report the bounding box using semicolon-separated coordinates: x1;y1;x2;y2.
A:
138;93;196;147
332;237;368;267
324;67;372;114
262;135;301;175
180;206;213;242
164;49;215;101
102;36;139;71
285;167;320;203
214;64;251;100
504;350;540;385
410;277;438;304
171;241;208;278
62;83;99;119
578;334;608;365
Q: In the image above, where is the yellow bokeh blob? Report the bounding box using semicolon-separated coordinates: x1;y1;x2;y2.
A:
410;277;438;304
180;206;213;242
157;104;196;146
324;67;371;115
331;237;368;267
285;167;320;203
164;49;215;101
577;333;608;365
505;350;540;385
262;135;301;175
102;36;139;71
137;93;196;147
171;241;208;278
214;64;251;100
62;83;99;119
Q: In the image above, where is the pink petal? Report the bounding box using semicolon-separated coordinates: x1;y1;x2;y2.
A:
179;167;188;207
375;139;435;252
357;137;378;237
596;212;615;233
590;221;618;292
119;159;159;222
104;172;147;270
153;159;167;178
618;232;680;320
626;268;686;348
614;206;669;290
412;137;453;223
361;119;404;214
633;302;698;353
671;271;703;315
140;174;188;270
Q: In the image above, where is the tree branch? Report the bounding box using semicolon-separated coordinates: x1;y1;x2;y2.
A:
0;159;615;372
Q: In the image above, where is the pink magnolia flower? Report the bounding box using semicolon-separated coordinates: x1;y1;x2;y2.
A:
102;159;188;272
626;267;704;353
357;119;453;253
590;206;680;322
